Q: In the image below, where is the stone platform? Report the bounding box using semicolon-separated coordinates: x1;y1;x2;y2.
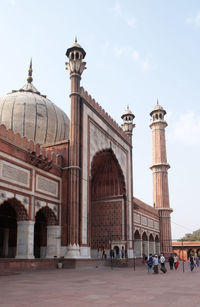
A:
0;258;108;272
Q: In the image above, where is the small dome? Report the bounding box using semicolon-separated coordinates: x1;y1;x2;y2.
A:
150;100;166;117
121;105;135;119
0;66;69;145
70;42;83;49
66;38;86;58
153;104;164;111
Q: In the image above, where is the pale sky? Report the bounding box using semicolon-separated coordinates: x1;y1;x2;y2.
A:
0;0;200;240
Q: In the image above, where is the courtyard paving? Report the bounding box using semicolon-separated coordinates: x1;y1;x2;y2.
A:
0;262;200;307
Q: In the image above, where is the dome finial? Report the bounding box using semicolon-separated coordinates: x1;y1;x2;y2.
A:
157;98;159;105
75;36;77;43
27;58;33;83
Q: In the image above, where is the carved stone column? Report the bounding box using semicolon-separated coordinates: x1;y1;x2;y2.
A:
46;225;61;258
15;221;34;259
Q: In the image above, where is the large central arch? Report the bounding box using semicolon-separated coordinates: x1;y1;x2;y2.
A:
90;149;126;258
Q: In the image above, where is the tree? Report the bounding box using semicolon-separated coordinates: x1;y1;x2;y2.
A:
179;229;200;241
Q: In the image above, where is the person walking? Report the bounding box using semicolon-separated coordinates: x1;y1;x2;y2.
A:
190;255;195;272
121;246;125;259
195;255;199;267
153;254;159;274
168;253;174;270
147;253;153;273
160;253;167;273
174;254;179;270
110;249;114;260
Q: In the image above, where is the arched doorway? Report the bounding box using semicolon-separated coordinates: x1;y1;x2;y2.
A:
0;198;28;258
142;232;148;258
34;206;58;258
134;230;141;257
149;234;154;255
90;149;126;258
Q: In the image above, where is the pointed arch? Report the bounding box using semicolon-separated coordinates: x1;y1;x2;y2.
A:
90;148;127;254
134;230;141;240
91;148;126;200
35;206;58;225
142;232;148;241
0;198;28;221
0;197;28;258
149;233;154;242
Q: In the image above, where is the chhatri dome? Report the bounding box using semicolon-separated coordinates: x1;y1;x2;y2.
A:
0;60;69;144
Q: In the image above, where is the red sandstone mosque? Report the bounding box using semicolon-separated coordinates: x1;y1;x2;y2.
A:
0;40;173;263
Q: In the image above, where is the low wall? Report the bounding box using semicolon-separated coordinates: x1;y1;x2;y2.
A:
0;258;144;273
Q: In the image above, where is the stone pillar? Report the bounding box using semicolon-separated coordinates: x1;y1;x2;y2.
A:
140;239;143;257
143;240;148;257
46;225;61;258
149;241;154;255
134;239;142;258
150;103;173;256
153;241;156;255
156;242;160;255
15;221;34;259
3;228;9;257
65;40;86;258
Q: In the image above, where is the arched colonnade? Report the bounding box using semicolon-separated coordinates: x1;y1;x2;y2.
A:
134;230;160;258
0;198;61;259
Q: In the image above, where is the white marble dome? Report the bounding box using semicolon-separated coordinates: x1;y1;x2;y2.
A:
0;66;69;145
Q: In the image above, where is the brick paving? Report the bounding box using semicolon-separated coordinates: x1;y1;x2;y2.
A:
0;262;200;307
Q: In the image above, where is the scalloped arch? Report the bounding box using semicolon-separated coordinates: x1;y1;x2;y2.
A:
35;206;58;225
0;197;28;221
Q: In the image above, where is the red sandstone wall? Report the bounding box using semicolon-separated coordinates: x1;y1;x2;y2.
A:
91;200;122;249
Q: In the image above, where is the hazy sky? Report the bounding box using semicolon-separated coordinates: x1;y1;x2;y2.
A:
0;0;200;239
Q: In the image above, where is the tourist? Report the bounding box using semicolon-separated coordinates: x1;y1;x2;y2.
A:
195;255;199;267
153;254;159;274
102;248;106;259
110;249;114;260
190;255;195;271
121;246;125;258
160;253;167;273
174;254;179;270
168;253;174;270
147;253;153;273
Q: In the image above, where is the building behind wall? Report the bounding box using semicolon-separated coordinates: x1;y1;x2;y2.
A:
0;40;172;266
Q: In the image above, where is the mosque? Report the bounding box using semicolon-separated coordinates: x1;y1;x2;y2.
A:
0;40;173;265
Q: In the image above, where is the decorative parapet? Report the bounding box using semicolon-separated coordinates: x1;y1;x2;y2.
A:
80;87;132;145
0;124;62;169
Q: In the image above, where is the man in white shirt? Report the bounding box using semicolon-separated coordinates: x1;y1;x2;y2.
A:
153;255;159;274
160;253;167;273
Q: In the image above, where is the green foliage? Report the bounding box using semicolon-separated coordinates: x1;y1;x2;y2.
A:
179;229;200;241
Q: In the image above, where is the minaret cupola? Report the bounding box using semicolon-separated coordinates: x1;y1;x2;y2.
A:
65;37;86;75
121;105;135;136
150;100;166;122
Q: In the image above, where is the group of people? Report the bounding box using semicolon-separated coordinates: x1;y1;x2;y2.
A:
146;253;178;274
146;252;200;273
146;254;165;274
